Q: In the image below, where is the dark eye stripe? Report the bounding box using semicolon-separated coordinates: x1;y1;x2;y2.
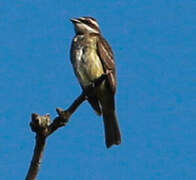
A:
80;19;100;32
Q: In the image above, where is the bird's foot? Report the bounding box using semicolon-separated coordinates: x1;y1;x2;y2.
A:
84;82;95;97
83;74;108;97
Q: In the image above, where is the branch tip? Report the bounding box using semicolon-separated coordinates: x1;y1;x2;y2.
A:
26;74;108;179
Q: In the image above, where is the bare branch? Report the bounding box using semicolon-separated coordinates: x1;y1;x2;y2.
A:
25;74;107;180
25;114;50;180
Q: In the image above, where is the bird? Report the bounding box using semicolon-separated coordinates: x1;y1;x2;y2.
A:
70;16;121;148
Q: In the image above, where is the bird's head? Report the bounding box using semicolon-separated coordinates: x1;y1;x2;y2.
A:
70;16;101;35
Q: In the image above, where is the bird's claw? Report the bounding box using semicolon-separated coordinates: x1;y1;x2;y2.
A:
89;81;95;89
84;82;95;97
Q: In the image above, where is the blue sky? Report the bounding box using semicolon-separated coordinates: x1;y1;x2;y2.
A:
0;0;195;179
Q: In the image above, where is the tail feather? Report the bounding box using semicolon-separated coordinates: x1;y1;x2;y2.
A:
103;110;121;148
88;97;102;115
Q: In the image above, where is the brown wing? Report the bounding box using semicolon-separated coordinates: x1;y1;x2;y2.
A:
97;36;117;93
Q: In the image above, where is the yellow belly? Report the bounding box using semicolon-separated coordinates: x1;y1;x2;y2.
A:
72;34;105;88
77;50;104;87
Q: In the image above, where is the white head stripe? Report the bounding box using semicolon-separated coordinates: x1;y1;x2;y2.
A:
78;17;100;29
88;19;99;28
81;23;99;33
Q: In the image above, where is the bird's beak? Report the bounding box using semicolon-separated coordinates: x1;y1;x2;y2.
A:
70;18;80;23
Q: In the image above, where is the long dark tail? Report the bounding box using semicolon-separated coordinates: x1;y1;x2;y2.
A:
103;106;121;148
88;96;102;115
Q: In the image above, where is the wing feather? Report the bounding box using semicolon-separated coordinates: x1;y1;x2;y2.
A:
97;36;117;93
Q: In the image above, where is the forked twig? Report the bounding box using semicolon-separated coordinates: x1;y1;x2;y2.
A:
25;74;107;180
